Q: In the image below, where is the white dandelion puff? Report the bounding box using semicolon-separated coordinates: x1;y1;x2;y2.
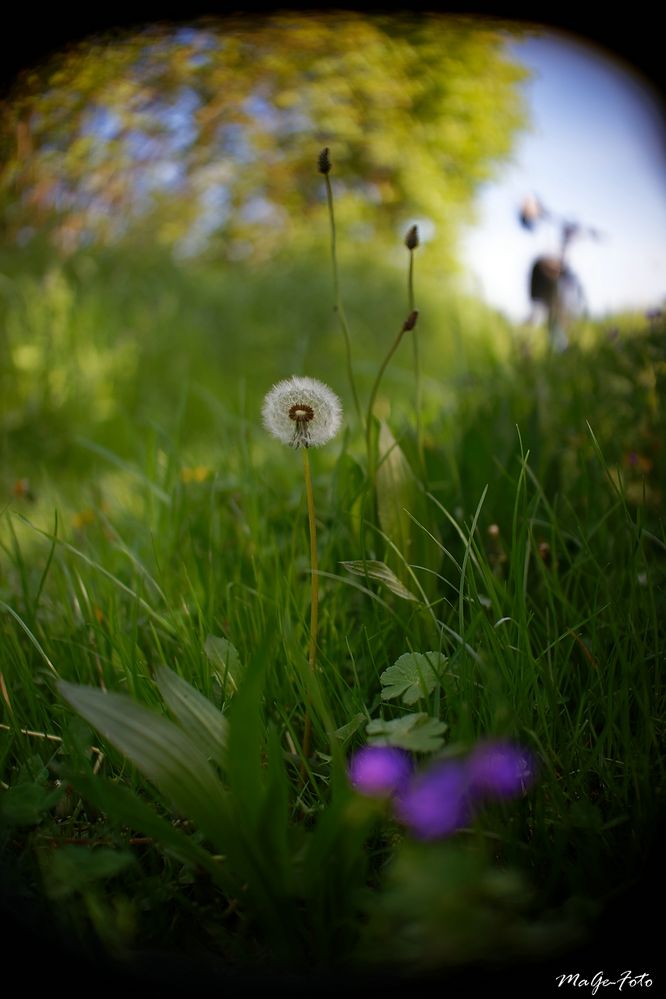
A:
262;375;342;449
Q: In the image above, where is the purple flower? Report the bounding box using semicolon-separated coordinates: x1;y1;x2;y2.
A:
394;760;471;840
347;746;412;798
466;740;536;800
348;737;538;842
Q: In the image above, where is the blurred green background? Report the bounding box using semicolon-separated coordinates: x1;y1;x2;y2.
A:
0;13;528;494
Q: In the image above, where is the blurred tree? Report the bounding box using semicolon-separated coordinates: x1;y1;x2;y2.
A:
0;13;529;265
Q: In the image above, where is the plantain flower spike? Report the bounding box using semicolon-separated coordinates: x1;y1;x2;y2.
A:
318;147;332;175
405;224;419;250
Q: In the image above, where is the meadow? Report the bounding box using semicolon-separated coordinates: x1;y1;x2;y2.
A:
1;208;664;988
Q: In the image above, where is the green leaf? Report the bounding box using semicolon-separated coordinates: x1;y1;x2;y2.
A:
154;664;228;766
66;772;231;890
16;753;50;786
257;724;291;896
376;421;416;560
333;452;365;507
366;713;447;753
341;560;418;602
204;635;244;694
0;782;63;827
221;639;304;957
301;776;375;897
333;712;367;745
380;651;445;704
333;452;365;544
58;681;230;852
43;845;136;900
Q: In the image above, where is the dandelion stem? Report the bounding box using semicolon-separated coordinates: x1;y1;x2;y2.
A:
408;247;425;474
366;329;404;484
365;310;418;489
301;446;319;764
324;171;363;427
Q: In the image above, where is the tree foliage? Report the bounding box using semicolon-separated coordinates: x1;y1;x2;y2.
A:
0;13;530;262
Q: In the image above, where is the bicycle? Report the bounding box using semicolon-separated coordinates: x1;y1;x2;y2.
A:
520;195;602;351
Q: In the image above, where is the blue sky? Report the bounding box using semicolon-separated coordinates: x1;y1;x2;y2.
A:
459;29;666;320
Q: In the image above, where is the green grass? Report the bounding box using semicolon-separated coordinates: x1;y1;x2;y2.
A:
1;239;664;980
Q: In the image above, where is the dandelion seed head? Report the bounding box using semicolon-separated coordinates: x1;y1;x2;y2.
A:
262;375;342;449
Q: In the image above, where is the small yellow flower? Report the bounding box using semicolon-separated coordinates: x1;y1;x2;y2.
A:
72;509;96;530
180;465;212;483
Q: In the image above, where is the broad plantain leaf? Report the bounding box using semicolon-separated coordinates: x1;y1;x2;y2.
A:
204;634;244;694
155;663;228;766
341;559;418;602
366;712;447;753
66;771;230;889
380;651;445;704
58;681;230;852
